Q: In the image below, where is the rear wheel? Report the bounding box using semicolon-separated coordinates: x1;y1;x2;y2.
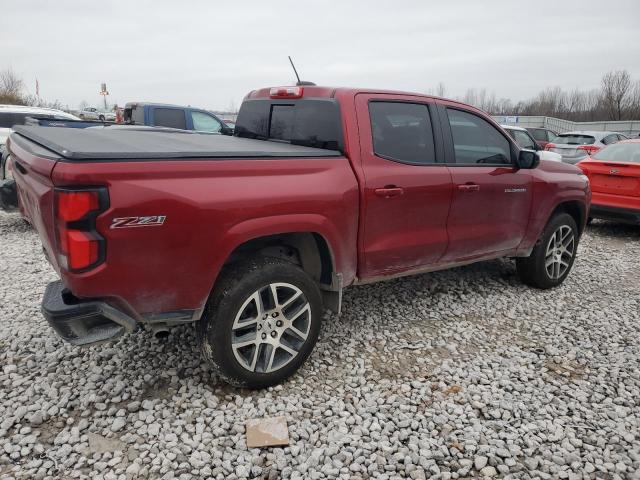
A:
516;213;578;289
98;115;105;122
198;256;323;388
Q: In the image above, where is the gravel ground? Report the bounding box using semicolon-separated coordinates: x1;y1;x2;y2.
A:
1;209;639;480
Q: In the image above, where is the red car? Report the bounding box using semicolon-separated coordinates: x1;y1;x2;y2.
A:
7;85;590;387
578;139;640;224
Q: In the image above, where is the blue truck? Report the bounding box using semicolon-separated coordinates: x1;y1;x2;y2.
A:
123;102;233;135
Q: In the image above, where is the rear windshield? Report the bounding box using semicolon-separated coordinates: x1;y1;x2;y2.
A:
592;142;640;163
552;134;595;145
235;99;343;151
0;113;28;128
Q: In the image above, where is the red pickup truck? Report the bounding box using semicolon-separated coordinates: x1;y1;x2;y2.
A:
8;85;590;388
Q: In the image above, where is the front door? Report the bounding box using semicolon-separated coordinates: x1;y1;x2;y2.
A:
355;94;453;278
438;105;533;261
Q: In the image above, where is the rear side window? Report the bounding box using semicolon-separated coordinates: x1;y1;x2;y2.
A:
369;102;436;165
235;99;342;151
446;109;511;165
592;142;640;162
0;113;28;128
552;134;595;145
153;108;186;129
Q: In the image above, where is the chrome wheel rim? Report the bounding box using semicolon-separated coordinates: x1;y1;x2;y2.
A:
231;282;311;373
545;225;575;280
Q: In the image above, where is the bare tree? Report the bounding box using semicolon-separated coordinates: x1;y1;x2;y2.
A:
0;68;27;104
601;70;632;120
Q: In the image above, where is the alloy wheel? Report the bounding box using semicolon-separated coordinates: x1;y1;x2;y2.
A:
545;225;575;280
231;282;311;373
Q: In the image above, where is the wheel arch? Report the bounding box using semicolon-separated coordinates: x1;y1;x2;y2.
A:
224;231;337;287
550;200;586;233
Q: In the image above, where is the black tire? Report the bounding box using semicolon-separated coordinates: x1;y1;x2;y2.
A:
516;213;579;289
198;256;323;388
98;115;105;122
587;216;593;225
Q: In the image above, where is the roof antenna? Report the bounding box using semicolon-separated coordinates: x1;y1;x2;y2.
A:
288;56;316;86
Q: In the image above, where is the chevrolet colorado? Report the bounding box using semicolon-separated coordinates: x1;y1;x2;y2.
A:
8;85;590;388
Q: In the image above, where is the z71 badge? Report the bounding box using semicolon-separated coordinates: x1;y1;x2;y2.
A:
110;216;167;229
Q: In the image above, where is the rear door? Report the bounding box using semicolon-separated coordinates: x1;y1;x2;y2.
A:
437;104;533;261
355;94;453;277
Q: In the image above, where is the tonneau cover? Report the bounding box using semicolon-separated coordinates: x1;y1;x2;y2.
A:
12;126;342;160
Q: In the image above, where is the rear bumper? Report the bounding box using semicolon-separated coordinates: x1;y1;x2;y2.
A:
41;281;137;346
590;204;640;225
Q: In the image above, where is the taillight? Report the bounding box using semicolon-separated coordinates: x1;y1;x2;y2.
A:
544;143;556;151
55;188;108;272
269;86;303;99
577;145;600;155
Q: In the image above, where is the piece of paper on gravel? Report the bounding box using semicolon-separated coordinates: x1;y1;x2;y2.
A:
245;416;289;448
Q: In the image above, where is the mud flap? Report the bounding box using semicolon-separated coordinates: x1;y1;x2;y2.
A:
0;179;18;211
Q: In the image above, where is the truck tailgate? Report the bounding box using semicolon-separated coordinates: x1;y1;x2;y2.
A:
9;134;60;270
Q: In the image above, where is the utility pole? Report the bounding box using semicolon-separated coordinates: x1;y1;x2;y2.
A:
99;83;109;110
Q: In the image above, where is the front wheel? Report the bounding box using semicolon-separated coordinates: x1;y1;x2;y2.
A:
516;213;579;289
198;256;323;388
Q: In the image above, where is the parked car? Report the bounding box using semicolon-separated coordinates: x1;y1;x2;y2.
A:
545;131;629;164
78;107;115;122
123;102;233;135
8;85;590;388
0;105;80;180
577;139;640;224
526;127;557;149
501;125;562;162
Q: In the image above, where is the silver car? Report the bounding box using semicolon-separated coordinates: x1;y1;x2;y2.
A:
547;131;628;164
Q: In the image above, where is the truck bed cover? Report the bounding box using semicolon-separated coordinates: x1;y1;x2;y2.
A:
12;126;342;160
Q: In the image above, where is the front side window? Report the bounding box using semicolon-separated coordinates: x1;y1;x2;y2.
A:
512;130;536;149
529;128;547;141
369;102;436;165
191;111;222;133
447;109;511;165
153;108;186;129
602;134;618;145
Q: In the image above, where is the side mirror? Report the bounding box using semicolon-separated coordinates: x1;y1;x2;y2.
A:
517;149;539;169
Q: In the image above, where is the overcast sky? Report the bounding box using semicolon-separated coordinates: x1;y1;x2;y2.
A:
2;0;640;111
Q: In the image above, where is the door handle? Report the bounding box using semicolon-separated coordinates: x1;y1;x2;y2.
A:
374;186;404;198
457;183;480;192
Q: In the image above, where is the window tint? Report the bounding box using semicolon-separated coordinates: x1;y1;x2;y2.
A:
602;134;618;145
592;142;640;163
368;102;436;164
0;113;28;128
235;99;342;151
191;111;222;133
153;108;186;129
447;109;511;165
